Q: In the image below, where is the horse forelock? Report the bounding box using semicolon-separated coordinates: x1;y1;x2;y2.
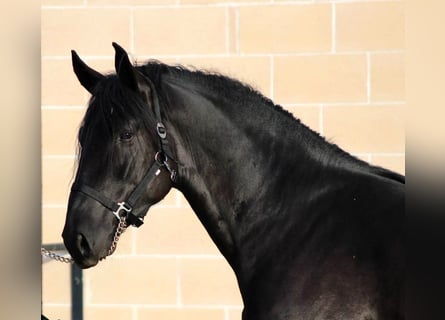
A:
76;75;157;166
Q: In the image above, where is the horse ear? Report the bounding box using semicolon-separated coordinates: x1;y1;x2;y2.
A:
112;42;152;101
113;42;140;91
71;50;104;95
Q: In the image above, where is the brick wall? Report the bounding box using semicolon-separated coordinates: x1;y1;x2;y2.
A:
41;1;405;319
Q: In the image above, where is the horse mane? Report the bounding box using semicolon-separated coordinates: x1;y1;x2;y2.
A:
137;62;366;163
138;60;298;123
137;61;404;184
138;61;331;150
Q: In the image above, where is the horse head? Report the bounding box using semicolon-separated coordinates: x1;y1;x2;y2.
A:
62;43;176;268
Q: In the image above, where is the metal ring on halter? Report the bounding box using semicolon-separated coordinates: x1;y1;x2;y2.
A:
154;151;166;165
154;151;177;181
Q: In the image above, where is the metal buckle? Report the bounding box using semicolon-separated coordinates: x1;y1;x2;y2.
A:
154;152;176;181
112;202;133;220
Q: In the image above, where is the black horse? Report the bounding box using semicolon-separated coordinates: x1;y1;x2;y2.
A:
62;43;405;320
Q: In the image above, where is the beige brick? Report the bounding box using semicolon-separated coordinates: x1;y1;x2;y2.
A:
285;106;321;133
180;258;242;305
85;306;133;320
81;58;114;75
274;55;367;104
227;7;238;54
42;262;71;304
42;59;86;106
87;258;178;304
136;207;220;254
42;158;76;204
42;59;118;106
178;192;189;207
336;2;404;51
239;4;331;54
371;53;405;101
42;207;67;244
323;105;405;153
177;56;271;97
42;108;84;155
371;155;405;175
156;188;180;207
138;308;225;320
42;9;131;56
134;8;226;55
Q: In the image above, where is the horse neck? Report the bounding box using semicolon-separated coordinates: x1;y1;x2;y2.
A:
161;75;334;286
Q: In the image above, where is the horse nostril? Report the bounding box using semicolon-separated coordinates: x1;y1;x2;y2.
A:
76;233;91;257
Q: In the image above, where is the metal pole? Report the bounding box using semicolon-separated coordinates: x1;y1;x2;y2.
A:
71;263;83;320
42;243;84;320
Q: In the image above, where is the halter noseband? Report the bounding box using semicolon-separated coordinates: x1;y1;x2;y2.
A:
71;76;177;228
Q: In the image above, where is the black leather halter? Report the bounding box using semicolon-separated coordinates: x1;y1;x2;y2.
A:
71;76;177;228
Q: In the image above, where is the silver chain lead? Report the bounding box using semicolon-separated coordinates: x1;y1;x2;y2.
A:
41;247;74;263
106;215;128;257
42;215;128;264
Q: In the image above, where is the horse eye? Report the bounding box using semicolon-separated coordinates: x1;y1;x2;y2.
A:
119;131;133;141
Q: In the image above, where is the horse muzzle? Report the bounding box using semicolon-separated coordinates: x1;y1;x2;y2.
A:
62;229;103;269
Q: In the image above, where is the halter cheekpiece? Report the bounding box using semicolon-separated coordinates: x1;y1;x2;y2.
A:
71;75;177;228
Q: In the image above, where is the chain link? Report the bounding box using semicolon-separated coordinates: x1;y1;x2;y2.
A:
107;215;128;257
42;216;128;264
41;247;74;263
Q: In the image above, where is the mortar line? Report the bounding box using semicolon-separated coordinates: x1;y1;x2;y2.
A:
331;2;336;53
366;52;371;103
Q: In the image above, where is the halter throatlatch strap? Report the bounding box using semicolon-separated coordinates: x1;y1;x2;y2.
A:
71;73;177;228
144;74;177;181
